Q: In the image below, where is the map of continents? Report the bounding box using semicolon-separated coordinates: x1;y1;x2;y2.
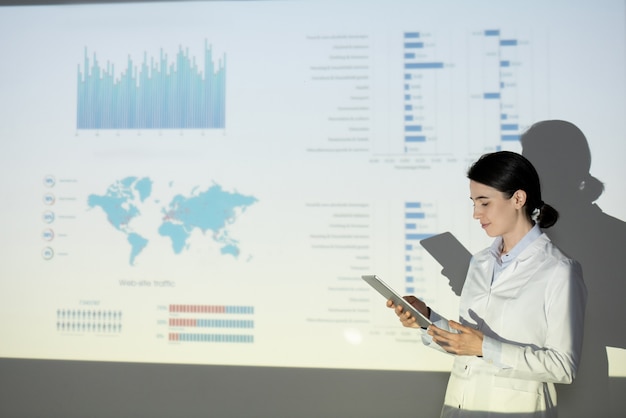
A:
87;176;257;265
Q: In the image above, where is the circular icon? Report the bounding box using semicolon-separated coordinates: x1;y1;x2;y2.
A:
42;247;54;260
43;193;56;206
43;175;56;188
43;211;55;224
42;229;55;241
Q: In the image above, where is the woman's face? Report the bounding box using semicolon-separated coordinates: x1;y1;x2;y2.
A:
469;180;520;238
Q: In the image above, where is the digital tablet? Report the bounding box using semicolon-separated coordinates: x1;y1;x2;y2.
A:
361;274;432;328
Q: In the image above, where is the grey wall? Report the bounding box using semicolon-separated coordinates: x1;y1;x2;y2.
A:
0;359;449;417
0;358;624;417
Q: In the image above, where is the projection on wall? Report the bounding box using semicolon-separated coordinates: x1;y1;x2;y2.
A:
0;0;624;374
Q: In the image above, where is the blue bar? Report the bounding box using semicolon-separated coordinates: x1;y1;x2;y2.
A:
501;124;518;131
500;60;510;67
406;233;433;240
485;29;500;36
501;114;508;120
225;305;255;314
406;266;412;272
405;286;415;293
405;53;416;59
406;212;425;219
405;125;422;132
405;115;413;121
406;255;411;261
405;135;426;142
406;223;416;229
405;104;413;111
405;32;420;38
500;39;518;46
405;202;421;208
178;333;254;343
405;94;411;100
406;276;414;283
405;73;412;80
196;319;254;329
405;42;424;48
484;92;500;99
501;134;520;141
404;84;410;90
406;244;413;251
405;62;444;69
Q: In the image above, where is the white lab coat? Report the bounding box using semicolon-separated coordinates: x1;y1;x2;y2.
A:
426;233;587;418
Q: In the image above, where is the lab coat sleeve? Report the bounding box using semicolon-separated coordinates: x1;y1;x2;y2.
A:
484;259;587;383
420;309;455;354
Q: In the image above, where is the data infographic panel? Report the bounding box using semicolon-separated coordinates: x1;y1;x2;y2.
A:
77;42;226;129
0;0;624;372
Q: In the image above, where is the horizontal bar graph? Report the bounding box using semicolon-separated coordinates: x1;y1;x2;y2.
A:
167;303;255;345
404;201;435;294
77;41;226;130
402;31;443;148
397;27;534;154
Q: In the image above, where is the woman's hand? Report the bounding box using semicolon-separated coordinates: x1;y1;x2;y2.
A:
386;295;429;329
427;320;484;356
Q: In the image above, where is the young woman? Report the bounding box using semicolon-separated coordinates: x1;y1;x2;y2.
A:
388;151;587;417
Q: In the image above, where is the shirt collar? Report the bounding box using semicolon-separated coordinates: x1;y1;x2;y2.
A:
489;223;542;262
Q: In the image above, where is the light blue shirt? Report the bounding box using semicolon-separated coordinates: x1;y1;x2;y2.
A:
489;223;543;284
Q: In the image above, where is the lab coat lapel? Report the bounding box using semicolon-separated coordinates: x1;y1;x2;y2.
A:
490;235;548;297
472;252;494;292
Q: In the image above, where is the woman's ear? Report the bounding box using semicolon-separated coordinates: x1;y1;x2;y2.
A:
513;189;527;208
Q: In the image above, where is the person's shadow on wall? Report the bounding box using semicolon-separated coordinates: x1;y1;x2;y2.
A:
420;120;626;417
521;120;626;418
420;232;471;297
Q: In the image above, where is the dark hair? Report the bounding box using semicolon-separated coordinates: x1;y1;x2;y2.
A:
467;151;558;228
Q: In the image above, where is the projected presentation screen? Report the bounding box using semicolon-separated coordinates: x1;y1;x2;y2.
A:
0;0;624;371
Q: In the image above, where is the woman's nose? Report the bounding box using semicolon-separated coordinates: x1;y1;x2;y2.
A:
472;206;481;219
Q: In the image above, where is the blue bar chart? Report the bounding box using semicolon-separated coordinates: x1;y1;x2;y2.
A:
401;28;535;156
402;31;445;152
467;29;532;152
497;32;526;142
77;41;226;130
403;201;434;295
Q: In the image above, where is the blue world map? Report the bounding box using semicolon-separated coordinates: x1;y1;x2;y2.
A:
87;176;258;265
